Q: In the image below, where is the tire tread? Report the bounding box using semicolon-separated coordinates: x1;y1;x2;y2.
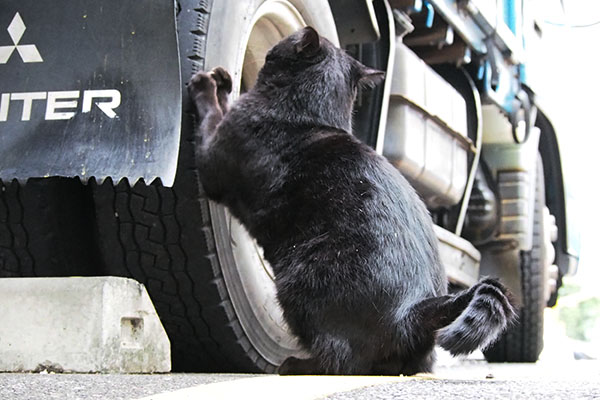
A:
91;0;272;372
484;158;546;362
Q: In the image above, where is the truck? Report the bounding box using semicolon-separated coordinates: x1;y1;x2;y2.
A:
0;0;580;372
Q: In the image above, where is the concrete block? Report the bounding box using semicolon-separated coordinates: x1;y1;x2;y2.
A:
0;276;171;373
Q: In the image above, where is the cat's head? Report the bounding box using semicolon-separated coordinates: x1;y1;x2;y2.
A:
255;27;384;129
258;26;384;91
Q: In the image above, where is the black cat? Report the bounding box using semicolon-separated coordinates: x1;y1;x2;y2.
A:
188;26;516;375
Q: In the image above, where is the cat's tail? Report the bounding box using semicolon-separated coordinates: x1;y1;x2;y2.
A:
404;278;517;356
435;278;517;355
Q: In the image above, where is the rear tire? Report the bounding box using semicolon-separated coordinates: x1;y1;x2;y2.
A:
484;156;547;362
92;0;338;372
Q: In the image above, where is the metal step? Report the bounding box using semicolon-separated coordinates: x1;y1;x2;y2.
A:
435;225;480;287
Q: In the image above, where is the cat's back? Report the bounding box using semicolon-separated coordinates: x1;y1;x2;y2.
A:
268;127;445;297
217;94;444;298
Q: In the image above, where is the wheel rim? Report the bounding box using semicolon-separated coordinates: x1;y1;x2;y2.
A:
211;0;309;366
242;1;306;91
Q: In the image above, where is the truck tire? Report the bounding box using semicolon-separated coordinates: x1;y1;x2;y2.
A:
92;0;338;372
0;178;100;278
484;156;547;362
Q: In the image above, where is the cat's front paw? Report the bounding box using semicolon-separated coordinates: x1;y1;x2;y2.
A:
210;67;233;94
188;71;220;119
188;71;217;99
210;67;232;112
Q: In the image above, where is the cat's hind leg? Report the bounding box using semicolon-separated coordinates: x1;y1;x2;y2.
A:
278;333;373;375
278;356;323;375
371;348;436;376
279;353;373;375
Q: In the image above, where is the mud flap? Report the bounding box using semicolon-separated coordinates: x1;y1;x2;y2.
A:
0;0;181;186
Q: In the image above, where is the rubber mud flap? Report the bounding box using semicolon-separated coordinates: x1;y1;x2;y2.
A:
0;1;181;186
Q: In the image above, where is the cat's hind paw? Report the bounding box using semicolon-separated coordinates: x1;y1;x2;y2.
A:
278;356;322;375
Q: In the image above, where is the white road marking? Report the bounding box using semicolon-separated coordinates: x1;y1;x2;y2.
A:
135;375;420;400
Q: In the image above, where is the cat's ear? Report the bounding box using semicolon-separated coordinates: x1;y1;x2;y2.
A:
295;26;321;57
358;67;385;89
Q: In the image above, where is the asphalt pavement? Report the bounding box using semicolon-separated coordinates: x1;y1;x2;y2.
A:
1;357;599;400
325;378;600;400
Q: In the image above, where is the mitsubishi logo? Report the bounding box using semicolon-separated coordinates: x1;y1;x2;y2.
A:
0;13;43;64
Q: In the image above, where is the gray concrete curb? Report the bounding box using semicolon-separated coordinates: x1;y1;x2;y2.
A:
0;276;170;373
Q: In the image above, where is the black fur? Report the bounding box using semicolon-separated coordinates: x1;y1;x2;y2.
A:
188;27;516;375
